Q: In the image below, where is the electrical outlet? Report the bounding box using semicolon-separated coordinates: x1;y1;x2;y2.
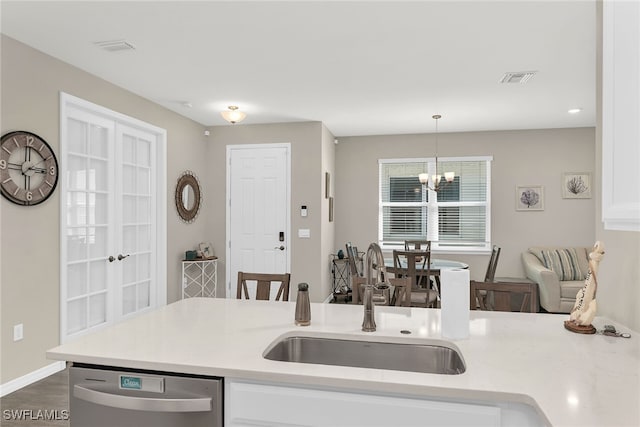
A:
13;324;23;341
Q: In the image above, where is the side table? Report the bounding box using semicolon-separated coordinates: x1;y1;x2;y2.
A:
182;257;218;299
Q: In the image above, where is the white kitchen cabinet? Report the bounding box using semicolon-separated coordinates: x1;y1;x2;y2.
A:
225;379;503;427
181;257;217;298
602;0;640;231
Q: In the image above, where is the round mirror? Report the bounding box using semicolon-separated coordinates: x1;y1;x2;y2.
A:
175;171;201;223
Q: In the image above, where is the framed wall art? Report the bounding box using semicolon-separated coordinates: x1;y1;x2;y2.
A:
198;242;214;258
516;185;544;211
562;172;591;199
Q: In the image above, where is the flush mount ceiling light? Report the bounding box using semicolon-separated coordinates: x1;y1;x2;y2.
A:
568;108;583;114
221;106;246;124
418;114;455;192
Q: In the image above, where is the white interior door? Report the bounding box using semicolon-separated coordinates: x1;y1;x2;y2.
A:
116;124;157;318
60;93;166;342
227;144;290;299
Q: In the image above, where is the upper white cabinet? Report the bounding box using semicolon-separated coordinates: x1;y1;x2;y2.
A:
602;0;640;231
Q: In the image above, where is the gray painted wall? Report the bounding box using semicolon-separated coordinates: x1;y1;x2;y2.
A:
334;128;597;281
205;122;335;303
1;36;209;383
2;9;640;388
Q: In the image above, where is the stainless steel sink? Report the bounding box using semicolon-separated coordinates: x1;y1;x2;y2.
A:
264;335;465;375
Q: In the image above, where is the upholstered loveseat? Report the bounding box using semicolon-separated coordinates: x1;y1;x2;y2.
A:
522;246;590;313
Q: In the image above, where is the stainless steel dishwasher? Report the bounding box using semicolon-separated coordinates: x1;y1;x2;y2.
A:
69;364;223;426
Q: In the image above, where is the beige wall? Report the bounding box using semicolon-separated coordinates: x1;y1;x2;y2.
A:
334;128;597;281
321;125;337;299
0;36;209;383
206;122;335;303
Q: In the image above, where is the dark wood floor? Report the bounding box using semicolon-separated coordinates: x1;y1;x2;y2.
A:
1;368;69;427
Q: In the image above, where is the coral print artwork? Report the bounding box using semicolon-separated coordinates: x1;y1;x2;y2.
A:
516;185;544;211
562;173;592;199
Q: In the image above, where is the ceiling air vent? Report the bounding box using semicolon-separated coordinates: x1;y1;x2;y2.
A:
499;71;536;84
94;39;136;52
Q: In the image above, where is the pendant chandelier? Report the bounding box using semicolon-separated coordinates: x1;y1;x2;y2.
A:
418;114;454;192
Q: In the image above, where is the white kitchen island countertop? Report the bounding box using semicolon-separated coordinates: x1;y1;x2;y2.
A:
48;298;639;426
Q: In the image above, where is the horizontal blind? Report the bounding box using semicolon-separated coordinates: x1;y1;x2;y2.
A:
380;158;490;249
380;161;428;244
437;160;487;245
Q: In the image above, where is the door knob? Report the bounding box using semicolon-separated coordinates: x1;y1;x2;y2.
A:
108;256;115;263
117;254;130;261
274;246;285;251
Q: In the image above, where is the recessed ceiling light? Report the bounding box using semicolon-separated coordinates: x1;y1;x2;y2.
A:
568;108;582;114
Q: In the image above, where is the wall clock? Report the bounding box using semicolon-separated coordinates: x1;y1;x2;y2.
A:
0;131;59;206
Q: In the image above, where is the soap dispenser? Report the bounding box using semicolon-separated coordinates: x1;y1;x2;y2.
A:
295;283;311;326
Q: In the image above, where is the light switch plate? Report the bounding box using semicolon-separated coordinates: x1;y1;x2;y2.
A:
298;229;310;238
13;324;23;341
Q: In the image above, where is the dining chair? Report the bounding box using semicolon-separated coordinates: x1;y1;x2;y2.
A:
474;245;501;309
345;242;362;277
389;277;412;307
404;240;431;252
346;242;388;305
470;280;536;313
236;272;291;301
391;250;438;308
484;245;501;282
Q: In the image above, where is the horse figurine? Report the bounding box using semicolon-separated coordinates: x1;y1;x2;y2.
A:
564;241;605;334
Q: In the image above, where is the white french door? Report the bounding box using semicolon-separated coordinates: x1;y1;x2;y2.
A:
60;93;166;342
226;144;290;299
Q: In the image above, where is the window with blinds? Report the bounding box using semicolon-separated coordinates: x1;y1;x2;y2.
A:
379;157;492;252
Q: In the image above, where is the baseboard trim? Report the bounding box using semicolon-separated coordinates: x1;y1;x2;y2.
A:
0;361;66;397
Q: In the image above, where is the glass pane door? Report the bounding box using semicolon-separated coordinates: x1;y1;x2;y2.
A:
64;112;114;336
117;124;156;318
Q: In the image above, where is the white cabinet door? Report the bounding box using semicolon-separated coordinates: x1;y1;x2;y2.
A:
225;379;501;427
602;0;640;231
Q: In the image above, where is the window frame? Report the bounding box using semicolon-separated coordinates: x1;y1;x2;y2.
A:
378;156;492;254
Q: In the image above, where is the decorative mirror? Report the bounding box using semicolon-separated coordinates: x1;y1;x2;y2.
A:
175;171;201;223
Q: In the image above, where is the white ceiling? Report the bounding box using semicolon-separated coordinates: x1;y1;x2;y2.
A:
1;1;596;137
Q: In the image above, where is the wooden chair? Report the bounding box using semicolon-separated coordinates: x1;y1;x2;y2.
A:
345;242;362;278
392;250;438;308
474;245;501;309
484;245;501;282
236;272;291;301
404;240;431;252
389;277;412;307
347;242;388;305
470;280;538;313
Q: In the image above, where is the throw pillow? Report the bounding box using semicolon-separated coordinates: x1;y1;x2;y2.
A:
540;248;587;281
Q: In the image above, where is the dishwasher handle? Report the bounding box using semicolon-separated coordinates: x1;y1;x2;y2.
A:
73;385;212;413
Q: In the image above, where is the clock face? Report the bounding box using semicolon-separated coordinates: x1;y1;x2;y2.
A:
0;131;59;206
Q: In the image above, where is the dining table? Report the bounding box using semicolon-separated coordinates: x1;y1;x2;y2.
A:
384;257;469;282
350;257;469;305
